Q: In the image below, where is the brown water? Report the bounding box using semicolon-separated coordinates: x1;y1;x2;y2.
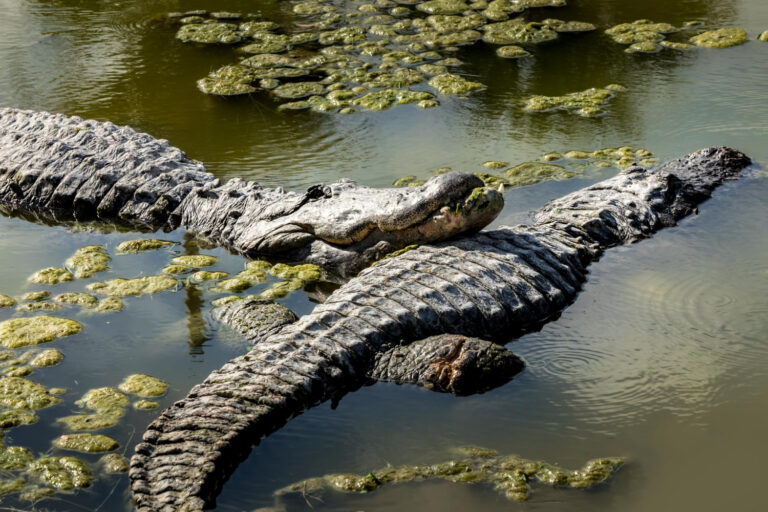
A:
0;0;767;510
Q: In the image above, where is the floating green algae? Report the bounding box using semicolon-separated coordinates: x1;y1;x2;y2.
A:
0;478;25;496
27;457;92;490
29;349;63;368
259;280;304;300
496;45;531;58
0;444;33;470
690;27;748;48
87;275;177;296
216;277;255;293
54;293;98;308
352;89;435;110
27;267;73;285
170;255;218;267
543;19;596;33
53;434;119;453
93;297;124;313
23;291;49;302
99;453;129;474
482;20;558;45
162;264;191;275
273;82;326;100
65;246;110;279
118;374;168;398
16;302;61;313
523;84;625;117
0;408;37;429
0;294;16;308
49;387;66;395
660;40;694;50
276;448;625;502
133;399;159;410
211;295;244;307
503;162;573;186
191;271;229;282
197;78;257;96
428;73;485;94
4;367;32;377
416;0;470;15
116;239;173;253
268;264;322;282
176;22;243;44
605;20;677;45
0;316;82;349
759;30;768;42
0;377;59;409
58;387;129;431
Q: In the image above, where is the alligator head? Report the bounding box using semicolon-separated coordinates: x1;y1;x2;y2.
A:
177;171;503;276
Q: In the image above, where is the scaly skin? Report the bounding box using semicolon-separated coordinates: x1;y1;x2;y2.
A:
0;108;502;277
130;147;751;511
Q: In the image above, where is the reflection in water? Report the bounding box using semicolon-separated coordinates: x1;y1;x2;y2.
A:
181;234;209;353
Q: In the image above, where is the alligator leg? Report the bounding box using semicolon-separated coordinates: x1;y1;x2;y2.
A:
130;147;751;511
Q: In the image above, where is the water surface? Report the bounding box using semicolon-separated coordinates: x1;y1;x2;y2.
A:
0;0;766;510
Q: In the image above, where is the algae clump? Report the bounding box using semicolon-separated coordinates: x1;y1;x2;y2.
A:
176;22;243;44
28;267;74;285
482;20;558;45
16;302;61;313
0;377;59;409
29;349;63;367
523;85;624;117
162;264;190;275
428;73;484;94
0;444;33;470
0;316;82;348
496;45;531;58
268;264;322;282
27;457;92;490
416;0;470;15
759;30;768;42
133;399;159;410
99;453;129;474
353;89;435;110
0;408;37;428
94;297;124;313
191;271;229;282
0;294;16;308
58;387;129;431
117;239;173;253
54;293;99;308
65;246;110;278
53;434;119;453
23;291;50;302
118;374;168;398
87;275;177;296
170;255;218;267
0;478;25;496
690;27;748;48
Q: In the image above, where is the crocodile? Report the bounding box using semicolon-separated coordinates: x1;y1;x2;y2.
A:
0;107;502;277
127;146;751;511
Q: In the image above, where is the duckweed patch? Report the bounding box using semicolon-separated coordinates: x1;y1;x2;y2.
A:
523;84;625;117
53;434;119;453
690;27;748;48
29;349;63;367
0;316;82;348
116;239;173;253
28;267;73;285
170;255;218;267
27;457;92;490
0;377;59;409
65;246;110;278
54;293;98;308
0;294;16;308
99;453;129;474
118;374;168;398
87;275;177;296
277;448;625;502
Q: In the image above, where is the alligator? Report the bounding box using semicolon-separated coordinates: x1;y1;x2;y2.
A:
212;298;524;396
0;107;502;277
126;146;750;511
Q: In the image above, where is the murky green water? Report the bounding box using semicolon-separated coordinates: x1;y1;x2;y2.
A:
0;0;767;510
